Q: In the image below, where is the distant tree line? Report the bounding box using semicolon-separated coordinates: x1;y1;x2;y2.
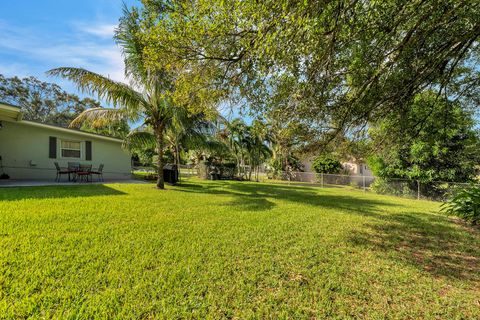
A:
0;74;129;138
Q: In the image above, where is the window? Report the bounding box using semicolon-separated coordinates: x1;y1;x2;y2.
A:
61;140;81;158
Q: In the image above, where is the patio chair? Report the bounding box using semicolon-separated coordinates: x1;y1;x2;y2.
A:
91;164;104;182
54;162;70;182
76;164;92;182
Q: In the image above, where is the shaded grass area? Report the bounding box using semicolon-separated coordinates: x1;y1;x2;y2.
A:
0;178;479;318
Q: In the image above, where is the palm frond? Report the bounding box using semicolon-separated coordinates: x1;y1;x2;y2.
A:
47;67;145;121
115;4;149;87
69;108;125;128
123;128;156;151
196;139;229;154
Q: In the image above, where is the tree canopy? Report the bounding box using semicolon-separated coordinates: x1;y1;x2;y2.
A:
0;74;102;127
134;0;479;142
368;91;480;184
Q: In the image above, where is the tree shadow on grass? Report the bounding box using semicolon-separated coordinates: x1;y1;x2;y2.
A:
347;212;480;283
221;196;277;211
0;184;126;201
175;181;397;214
176;180;480;283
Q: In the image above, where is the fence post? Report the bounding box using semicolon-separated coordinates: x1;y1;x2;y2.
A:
417;180;420;200
363;175;366;192
321;173;324;188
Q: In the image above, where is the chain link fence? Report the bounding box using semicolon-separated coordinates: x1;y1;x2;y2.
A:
255;170;473;202
134;165;472;202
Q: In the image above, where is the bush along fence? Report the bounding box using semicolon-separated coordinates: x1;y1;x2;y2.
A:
253;170;475;202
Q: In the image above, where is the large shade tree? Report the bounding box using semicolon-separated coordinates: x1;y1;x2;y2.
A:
136;0;479;142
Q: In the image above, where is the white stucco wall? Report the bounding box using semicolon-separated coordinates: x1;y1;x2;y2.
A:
0;120;132;180
342;161;373;176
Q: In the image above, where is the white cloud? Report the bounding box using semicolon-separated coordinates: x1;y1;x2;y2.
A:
75;23;117;38
0;62;31;78
0;21;126;84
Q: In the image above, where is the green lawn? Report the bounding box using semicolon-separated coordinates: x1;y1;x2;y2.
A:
1;179;479;319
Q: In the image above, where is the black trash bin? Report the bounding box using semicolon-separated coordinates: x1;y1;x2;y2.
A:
163;164;179;185
208;166;220;180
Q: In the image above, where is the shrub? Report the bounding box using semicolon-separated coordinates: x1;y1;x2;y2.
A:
312;155;342;174
370;179;416;198
441;184;480;224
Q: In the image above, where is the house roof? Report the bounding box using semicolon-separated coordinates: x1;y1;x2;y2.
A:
0;102;22;121
0;102;123;143
0;101;21;109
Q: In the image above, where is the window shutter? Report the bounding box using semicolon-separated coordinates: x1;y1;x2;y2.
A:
49;137;57;159
85;141;92;161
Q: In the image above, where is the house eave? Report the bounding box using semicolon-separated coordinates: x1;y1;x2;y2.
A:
20;120;124;143
1;102;124;143
0;103;22;121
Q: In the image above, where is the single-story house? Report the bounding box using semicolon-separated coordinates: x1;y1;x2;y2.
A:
0;102;132;180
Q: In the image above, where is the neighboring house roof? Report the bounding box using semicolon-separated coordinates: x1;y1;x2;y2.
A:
0;102;123;143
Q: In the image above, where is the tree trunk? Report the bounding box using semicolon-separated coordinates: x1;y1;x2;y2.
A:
175;139;181;182
155;124;165;189
175;141;181;166
248;156;253;181
236;157;240;178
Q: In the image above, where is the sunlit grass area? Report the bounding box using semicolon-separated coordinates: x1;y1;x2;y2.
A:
0;178;479;318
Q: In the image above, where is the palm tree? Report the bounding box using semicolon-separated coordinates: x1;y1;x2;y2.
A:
48;7;175;189
222;119;249;178
219;118;272;180
123;110;224;170
247;120;272;181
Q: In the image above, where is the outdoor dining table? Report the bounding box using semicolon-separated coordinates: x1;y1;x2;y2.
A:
55;162;104;182
67;163;92;182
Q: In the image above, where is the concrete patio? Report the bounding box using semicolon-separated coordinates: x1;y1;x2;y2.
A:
0;179;149;188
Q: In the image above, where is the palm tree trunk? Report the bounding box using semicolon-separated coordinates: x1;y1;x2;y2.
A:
248;157;252;181
175;141;181;166
155;124;165;189
175;140;181;182
236;156;240;178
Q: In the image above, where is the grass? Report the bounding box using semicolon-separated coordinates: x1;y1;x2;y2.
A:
0;178;479;319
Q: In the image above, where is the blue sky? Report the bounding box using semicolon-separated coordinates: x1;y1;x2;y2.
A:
0;0;138;94
0;0;247;123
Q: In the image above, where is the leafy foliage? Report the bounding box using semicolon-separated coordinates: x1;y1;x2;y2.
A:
266;119;306;174
442;184;480;224
370;179;417;199
269;155;303;175
79;119;130;139
218;118;272;180
0;74;102;127
137;0;480;141
368;91;480;185
312;155;342;174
